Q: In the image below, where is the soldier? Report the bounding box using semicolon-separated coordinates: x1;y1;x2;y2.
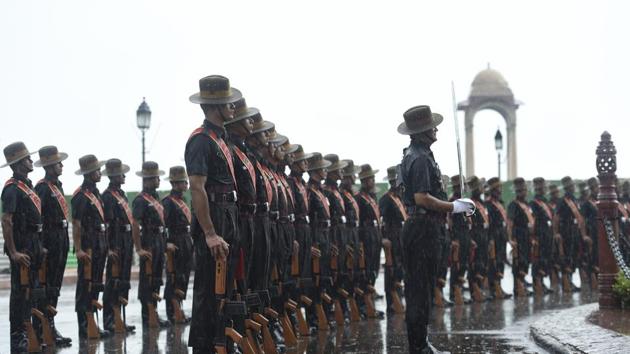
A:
2;142;44;352
101;159;136;334
553;176;583;292
71;154;111;339
132;161;170;328
448;174;471;304
434;174;453;307
162;166;193;324
582;177;599;289
530;177;555;294
185;75;241;353
225;98;258;294
485;177;511;299
378;166;407;313
33;146;73;346
466;176;490;302
619;181;630;265
397;106;474;353
506;178;534;297
356;165;384;304
548;184;561;210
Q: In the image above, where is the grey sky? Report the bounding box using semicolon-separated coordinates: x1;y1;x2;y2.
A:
1;0;629;191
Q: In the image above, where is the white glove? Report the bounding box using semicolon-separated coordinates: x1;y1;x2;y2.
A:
453;198;476;215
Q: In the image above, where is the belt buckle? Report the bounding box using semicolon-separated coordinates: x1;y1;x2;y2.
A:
547;220;552;227
232;191;238;203
186;225;191;233
483;223;489;229
36;224;43;233
289;214;295;223
158;226;164;234
373;220;378;227
99;224;106;232
401;221;405;227
326;220;331;228
262;202;270;212
502;221;506;227
341;216;347;224
305;215;310;224
355;220;359;228
61;219;68;228
124;224;132;232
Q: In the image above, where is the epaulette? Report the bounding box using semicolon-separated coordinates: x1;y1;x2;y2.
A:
4;178;16;188
188;126;205;140
72;186;82;197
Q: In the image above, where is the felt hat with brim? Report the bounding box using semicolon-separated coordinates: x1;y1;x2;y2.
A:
324;154;348;172
467;175;481;191
549;184;559;193
34;145;68;168
102;158;130;177
269;132;288;146
561;176;574;189
398;105;444;135
533;177;546;188
384;166;398;181
341;160;361;177
578;182;589;194
225;97;260;126
451;174;463;187
136;161;165;178
513;177;527;191
358;164;379;180
75;155;106;175
1;141;37;168
487;177;501;190
282;140;300;155
251;119;275;135
190;75;242;105
165;165;188;182
292;145;314;162
306;153;332;172
587;177;599;189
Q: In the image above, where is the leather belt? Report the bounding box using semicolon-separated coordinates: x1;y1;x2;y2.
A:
257;202;270;213
238;203;257;214
168;225;191;234
209;191;237;203
362;220;379;227
27;223;44;233
295;215;310;224
141;225;164;234
270;211;280;221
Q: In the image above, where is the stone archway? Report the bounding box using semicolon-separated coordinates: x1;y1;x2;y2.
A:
458;66;521;180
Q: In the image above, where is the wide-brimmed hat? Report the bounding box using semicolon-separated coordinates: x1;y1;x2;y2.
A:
467;175;481;191
341;159;361;177
269;131;288;145
324;154;348;172
102;158;130;177
549;184;559;193
384;166;398;182
75;154;106;175
282;139;300;155
305;153;332;172
533;177;546;189
251;118;275;135
561;176;574;189
441;174;450;189
358;164;379;180
34;145;68;168
292;145;314;163
487;177;501;190
398;105;444;135
513;177;527;192
578;182;589;195
165;166;188;182
225;97;260;127
189;75;242;105
451;174;464;187
135;161;165;178
1;142;37;168
587;177;599;189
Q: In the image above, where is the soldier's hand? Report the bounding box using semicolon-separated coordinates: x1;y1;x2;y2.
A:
453;198;476;215
166;242;179;253
137;249;152;261
107;250;119;262
293;241;299;254
76;249;91;264
382;238;392;248
205;233;229;260
11;251;31;268
509;240;517;249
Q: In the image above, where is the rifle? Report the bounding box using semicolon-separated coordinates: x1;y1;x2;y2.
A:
83;249;101;339
144;255;160;328
34;251;56;347
289;248;312;337
214;258;248;354
311;246;329;331
330;243;346;325
109;252;126;334
20;263;41;352
166;248;187;324
383;241;404;314
345;245;361;322
358;242;376;317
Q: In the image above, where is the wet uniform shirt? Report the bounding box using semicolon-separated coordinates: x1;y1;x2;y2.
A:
341;187;360;228
102;184;133;251
133;190;165;233
2;174;42;251
228;134;257;205
323;181;346;225
162;190;192;236
35;176;68;231
379;189;407;228
71;180;105;248
288;172;309;220
530;195;553;235
400;140;447;212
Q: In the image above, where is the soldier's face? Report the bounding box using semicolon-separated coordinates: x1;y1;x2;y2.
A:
173;180;188;192
53;161;63;176
285;152;295;166
517;188;527;199
20;156;34;173
220;102;236;122
242;118;254;134
256;131;269;146
363;176;375;191
274;144;285;161
144;176;159;189
90;169;101;183
590;184;599;196
328;169;341;181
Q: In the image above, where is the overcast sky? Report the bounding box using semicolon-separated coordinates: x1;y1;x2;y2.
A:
1;0;629;191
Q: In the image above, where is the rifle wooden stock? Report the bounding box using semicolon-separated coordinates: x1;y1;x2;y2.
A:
24;317;41;353
297;295;313;336
392;282;405;313
145;257;160;328
252;313;277;354
334;298;345;325
172;298;186;324
345;246;354;270
359;243;366;270
330;244;339;271
452;285;465;306
451;240;460;266
312;247;321;276
32;307;54;347
533;276;544;297
245;319;264;354
434;287;445;308
383;242;405;312
86;309;100;339
488;239;496;261
20;264;30;298
225;327;246;352
383;242;393;267
264;307;279;319
280;312;298;346
348;296;361;322
315;302;329;331
166;249;175;282
111;256;126;334
291;249;300;277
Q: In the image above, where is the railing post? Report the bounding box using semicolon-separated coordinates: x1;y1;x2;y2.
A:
595;131;620;309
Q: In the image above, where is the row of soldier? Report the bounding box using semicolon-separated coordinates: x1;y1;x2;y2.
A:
2;75;413;353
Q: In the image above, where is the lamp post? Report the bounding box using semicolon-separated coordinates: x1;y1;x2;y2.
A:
136;98;151;164
494;129;503;180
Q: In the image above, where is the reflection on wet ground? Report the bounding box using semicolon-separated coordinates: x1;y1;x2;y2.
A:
0;270;598;353
587;307;630;336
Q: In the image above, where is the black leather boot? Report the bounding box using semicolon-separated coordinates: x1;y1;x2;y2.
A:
11;330;28;353
51;317;72;346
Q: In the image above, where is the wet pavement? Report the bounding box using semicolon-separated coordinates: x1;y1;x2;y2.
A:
0;268;600;353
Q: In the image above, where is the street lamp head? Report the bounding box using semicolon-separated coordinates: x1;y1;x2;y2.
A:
494;129;503;151
136;97;151;131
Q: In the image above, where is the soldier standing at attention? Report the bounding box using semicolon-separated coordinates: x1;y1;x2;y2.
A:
582;177;600;290
507;178;534;297
162;166;194;324
549;184;561;210
132;161;170;328
72;154;111;339
33;146;73;346
379;166;408;313
554;176;583;293
397;106;474;353
185;75;240;353
466;176;489;303
2;142;44;352
485;177;511;299
101;158;136;334
448;175;471;304
530;177;555;294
